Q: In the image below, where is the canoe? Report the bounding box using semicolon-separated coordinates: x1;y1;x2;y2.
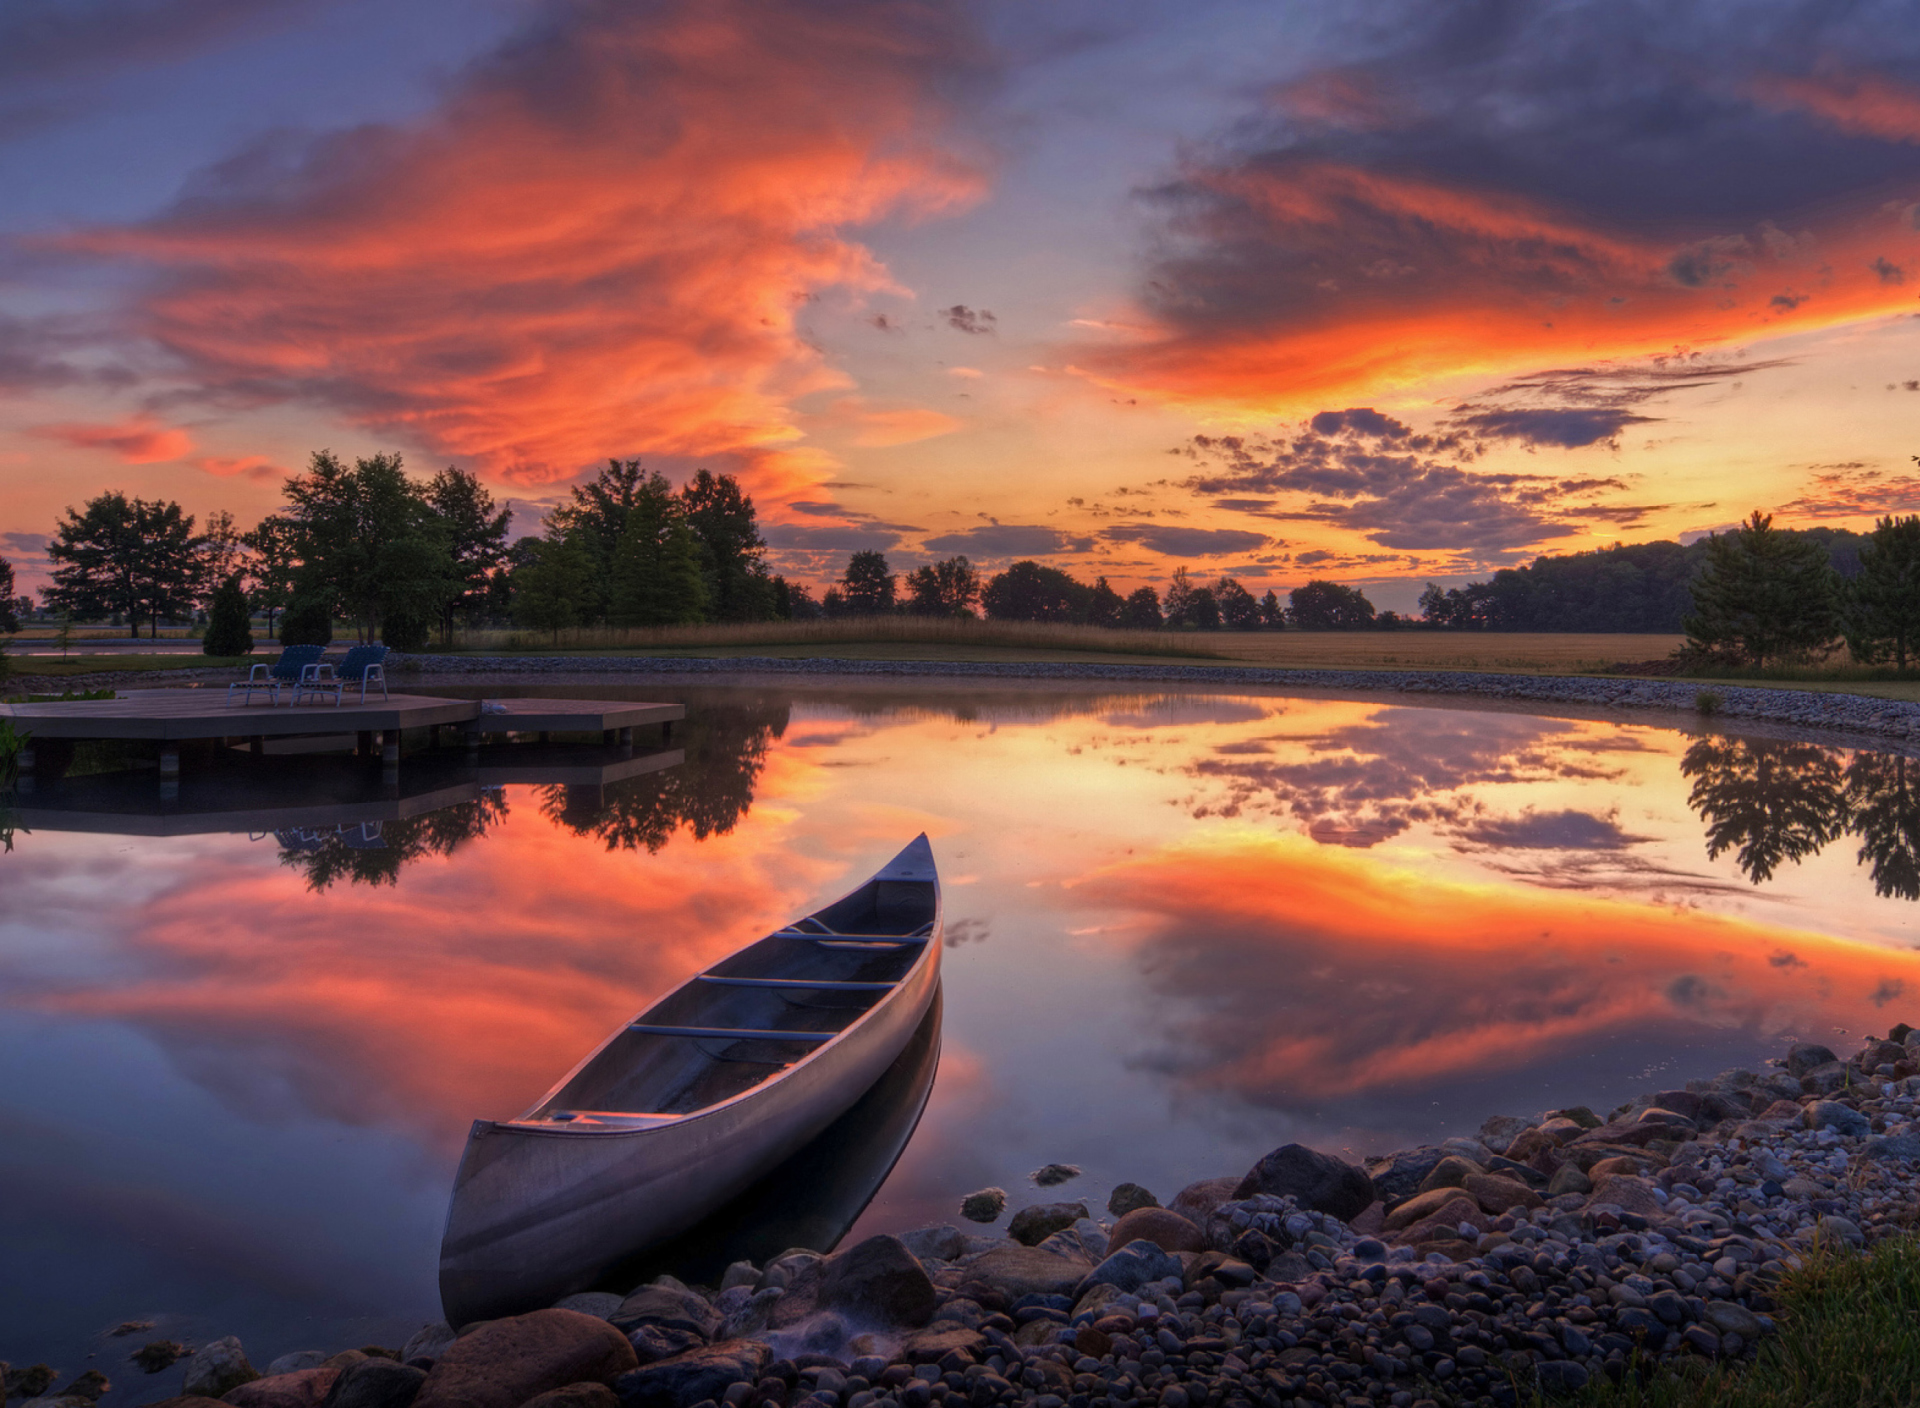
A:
439;834;943;1324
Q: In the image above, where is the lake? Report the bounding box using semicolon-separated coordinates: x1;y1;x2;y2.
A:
4;679;1918;1397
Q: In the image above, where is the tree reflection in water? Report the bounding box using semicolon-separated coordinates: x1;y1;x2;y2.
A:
538;696;789;853
1682;735;1920;895
280;790;512;890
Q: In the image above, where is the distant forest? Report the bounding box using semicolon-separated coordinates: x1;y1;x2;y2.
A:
1419;527;1873;633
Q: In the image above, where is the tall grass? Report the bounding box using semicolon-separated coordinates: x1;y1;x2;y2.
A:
456;616;1233;659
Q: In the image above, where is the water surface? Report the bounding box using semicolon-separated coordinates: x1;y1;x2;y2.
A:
5;681;1919;1395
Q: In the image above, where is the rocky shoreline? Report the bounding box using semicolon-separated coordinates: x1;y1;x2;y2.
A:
11;1029;1920;1408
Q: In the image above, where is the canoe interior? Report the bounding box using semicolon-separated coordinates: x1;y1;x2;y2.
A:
529;864;937;1123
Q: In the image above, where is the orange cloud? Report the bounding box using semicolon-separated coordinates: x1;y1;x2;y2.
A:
1081;161;1920;413
31;414;193;463
58;1;987;495
194;453;282;481
815;398;965;448
1752;66;1920;143
1077;833;1920;1107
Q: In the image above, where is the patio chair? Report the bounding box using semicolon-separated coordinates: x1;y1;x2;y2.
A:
294;644;390;706
227;644;324;706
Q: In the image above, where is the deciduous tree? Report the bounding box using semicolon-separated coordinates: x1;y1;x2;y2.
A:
0;556;15;634
840;551;897;613
609;475;707;626
45;491;204;637
1683;511;1842;666
244;513;301;636
681;469;773;622
425;466;511;643
1845;514;1920;672
511;535;596;640
1289;579;1376;630
1121;585;1162;629
905;556;981;616
1215;577;1260;630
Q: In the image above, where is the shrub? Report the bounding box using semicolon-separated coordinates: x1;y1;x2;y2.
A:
202;574;254;656
279;596;334;646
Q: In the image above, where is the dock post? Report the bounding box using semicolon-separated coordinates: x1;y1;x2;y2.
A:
464;727;481;763
617;726;632;746
538;730;550;744
381;731;400;766
661;719;674;745
250;736;265;755
14;746;32;795
159;744;180;800
357;730;374;757
429;724;441;749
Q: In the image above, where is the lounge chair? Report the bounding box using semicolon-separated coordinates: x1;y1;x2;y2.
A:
294;644;390;706
228;644;325;706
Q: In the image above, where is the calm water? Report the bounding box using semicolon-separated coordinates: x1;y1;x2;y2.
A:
6;680;1920;1394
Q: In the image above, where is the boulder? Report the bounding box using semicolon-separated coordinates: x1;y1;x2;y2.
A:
1786;1044;1839;1077
1415;1156;1485;1195
1588;1174;1663;1218
141;1400;228;1408
770;1234;936;1330
1076;1240;1184;1296
321;1361;426;1408
1546;1164;1590;1197
1571;1121;1673;1149
1632;1108;1696;1131
1383;1186;1478;1233
1391;1197;1486;1247
522;1388;617;1408
553;1295;624;1321
224;1370;339;1408
1031;1163;1081;1187
416;1310;638;1408
1233;1144;1374;1222
1863;1134;1920;1162
956;1244;1091;1300
1475;1115;1539;1154
609;1288;721;1341
1587;1155;1654;1181
266;1356;330;1378
1167;1177;1240;1225
1007;1202;1089;1247
1104;1207;1205;1256
897;1328;988;1366
958;1188;1006;1223
1462;1173;1542;1215
1800;1062;1851;1096
1106;1183;1159;1217
1365;1147;1445;1204
401;1327;456;1368
897;1224;967;1263
612;1341;769;1408
1803;1101;1871;1138
185;1340;260;1400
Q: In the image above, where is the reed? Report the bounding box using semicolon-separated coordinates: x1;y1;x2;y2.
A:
457;617;1232;659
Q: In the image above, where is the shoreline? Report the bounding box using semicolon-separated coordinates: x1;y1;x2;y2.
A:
18;653;1920;747
18;1028;1920;1408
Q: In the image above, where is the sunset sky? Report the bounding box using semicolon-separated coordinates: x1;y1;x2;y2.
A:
5;0;1920;608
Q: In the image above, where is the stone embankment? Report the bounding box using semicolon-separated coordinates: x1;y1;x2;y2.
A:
389;654;1920;745
13;1030;1920;1408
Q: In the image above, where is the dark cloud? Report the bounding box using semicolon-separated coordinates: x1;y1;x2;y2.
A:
942;305;996;335
920;523;1091;556
0;0;304;84
1;531;50;563
1453;809;1647;851
1449;406;1653;449
761;523;908;553
1100;524;1269;556
1782;464;1920;519
1873;256;1907;285
0;314;134;394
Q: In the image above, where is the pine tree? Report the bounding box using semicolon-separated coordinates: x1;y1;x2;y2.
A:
202;574;254;656
1845;514;1920;672
1684;511;1841;666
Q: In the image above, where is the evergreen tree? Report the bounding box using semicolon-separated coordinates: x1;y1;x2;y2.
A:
45;491;204;637
681;469;774;621
609;479;708;626
202;573;254;656
1121;585;1163;629
840;551;896;613
1684;511;1842;666
1258;589;1286;629
1845;514;1920;672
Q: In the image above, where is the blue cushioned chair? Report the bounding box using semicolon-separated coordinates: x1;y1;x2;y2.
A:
294;644;390;706
227;644;324;706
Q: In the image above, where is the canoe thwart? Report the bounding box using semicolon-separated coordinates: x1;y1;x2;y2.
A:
696;976;897;991
627;1023;838;1042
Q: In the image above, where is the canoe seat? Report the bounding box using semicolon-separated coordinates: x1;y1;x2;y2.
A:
628;1023;836;1042
696;976;895;991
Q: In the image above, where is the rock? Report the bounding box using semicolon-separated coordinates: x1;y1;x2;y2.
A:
185;1339;260;1400
1817;1215;1866;1245
1804;1101;1871;1138
1546;1164;1590;1196
1475;1115;1538;1154
1462;1173;1542;1214
554;1294;625;1320
1387;1196;1484;1246
224;1369;340;1408
1106;1183;1158;1217
771;1234;935;1330
1383;1186;1479;1233
1501;1128;1559;1164
1232;1144;1374;1221
142;1399;230;1408
1166;1177;1240;1225
897;1224;967;1263
1588;1174;1663;1217
266;1356;330;1378
1076;1240;1183;1296
56;1373;107;1402
1800;1061;1852;1095
416;1310;638;1408
1068;1217;1109;1262
610;1288;722;1341
623;1329;704;1367
612;1341;769;1408
401;1327;456;1367
1703;1302;1763;1338
1632;1107;1696;1131
1786;1043;1839;1076
1414;1156;1485;1195
1007;1203;1089;1247
1587;1155;1654;1181
521;1387;617;1408
1030;1164;1081;1187
1863;1134;1920;1161
958;1245;1091;1300
137;1343;192;1374
1365;1147;1445;1204
1104;1207;1205;1256
322;1361;427;1408
1438;1137;1496;1164
958;1188;1005;1223
897;1328;988;1365
1535;1361;1589;1395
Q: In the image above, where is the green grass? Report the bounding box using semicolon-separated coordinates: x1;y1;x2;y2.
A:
457;617;1230;660
1564;1237;1920;1408
7;654;248;677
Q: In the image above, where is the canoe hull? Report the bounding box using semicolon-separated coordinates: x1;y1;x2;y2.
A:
439;920;940;1324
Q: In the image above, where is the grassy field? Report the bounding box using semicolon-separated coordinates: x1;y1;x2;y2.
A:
5;654;245;678
458;617;1231;660
1568;1237;1920;1408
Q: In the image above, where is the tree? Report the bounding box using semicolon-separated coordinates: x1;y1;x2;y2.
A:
0;556;15;634
1289;579;1377;630
1684;511;1842;666
1682;735;1848;884
681;469;773;622
1086;577;1123;628
1848;752;1920;900
512;535;597;640
281;450;460;645
1258;589;1285;629
784;580;821;620
45;491;204;637
425;466;511;643
199;510;247;609
1121;586;1162;629
981;560;1090;622
905;557;981;617
244;514;301;637
202;573;254;656
609;476;707;626
1845;514;1920;672
841;551;896;613
546;458;650;594
279;595;333;646
1215;577;1260;630
1161;567;1196;626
